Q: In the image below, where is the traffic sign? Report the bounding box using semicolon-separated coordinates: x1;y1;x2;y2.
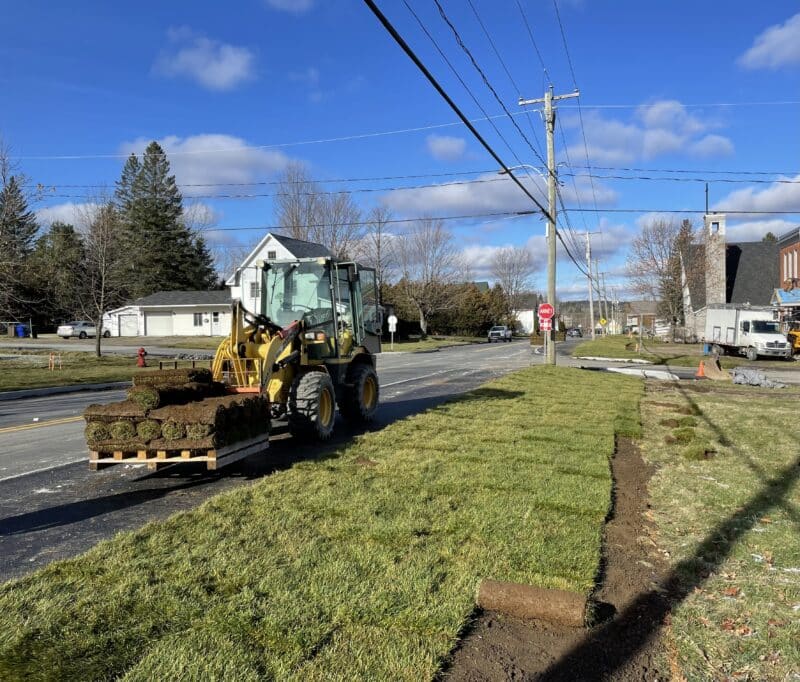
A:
539;319;552;331
538;303;554;320
387;314;398;333
600;318;607;326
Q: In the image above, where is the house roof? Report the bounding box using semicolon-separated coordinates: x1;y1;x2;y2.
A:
776;226;800;247
626;300;658;316
133;290;231;307
772;287;800;307
224;232;332;285
472;281;490;292
270;233;333;259
683;241;779;309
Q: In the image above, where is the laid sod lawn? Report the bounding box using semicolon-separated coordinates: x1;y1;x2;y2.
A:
641;385;800;680
0;366;641;680
0;351;139;392
573;335;796;369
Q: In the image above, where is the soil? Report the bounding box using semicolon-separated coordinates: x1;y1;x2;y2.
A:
442;437;670;681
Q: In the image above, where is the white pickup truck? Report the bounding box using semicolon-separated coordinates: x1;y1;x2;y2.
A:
487;325;512;343
705;305;791;361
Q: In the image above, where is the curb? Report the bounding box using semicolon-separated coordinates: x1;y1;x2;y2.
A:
576;356;653;364
0;381;132;402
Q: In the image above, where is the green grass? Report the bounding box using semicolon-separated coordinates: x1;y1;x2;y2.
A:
381;335;484;352
0;351;139;391
573;335;796;369
641;386;800;680
0;366;642;681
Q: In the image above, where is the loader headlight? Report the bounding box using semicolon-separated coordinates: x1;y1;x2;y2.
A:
304;331;327;342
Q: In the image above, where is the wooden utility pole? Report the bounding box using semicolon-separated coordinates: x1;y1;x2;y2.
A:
519;86;579;365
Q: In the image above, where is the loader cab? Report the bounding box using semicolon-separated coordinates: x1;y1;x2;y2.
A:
260;257;381;359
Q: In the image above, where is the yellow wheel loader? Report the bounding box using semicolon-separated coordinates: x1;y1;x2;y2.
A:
84;257;381;470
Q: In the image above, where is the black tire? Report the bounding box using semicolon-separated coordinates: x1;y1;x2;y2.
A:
288;372;336;441
745;346;758;362
102;330;111;338
78;331;87;339
339;363;379;424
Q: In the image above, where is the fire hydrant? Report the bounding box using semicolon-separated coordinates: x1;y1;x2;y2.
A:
136;347;148;368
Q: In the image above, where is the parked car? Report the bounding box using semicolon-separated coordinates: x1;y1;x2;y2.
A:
57;321;110;339
566;328;583;338
487;325;512;342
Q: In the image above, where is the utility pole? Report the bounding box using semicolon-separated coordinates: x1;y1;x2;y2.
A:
601;271;609;332
593;259;603;335
519;85;579;365
583;231;600;339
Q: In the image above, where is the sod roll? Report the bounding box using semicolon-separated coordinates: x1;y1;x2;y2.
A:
85;421;110;444
89;441;147;454
127;383;218;410
476;579;588;628
161;420;186;441
109;420;137;442
132;368;213;388
136;419;162;442
84;400;147;423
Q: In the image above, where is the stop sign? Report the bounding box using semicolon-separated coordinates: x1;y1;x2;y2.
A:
538;303;554;320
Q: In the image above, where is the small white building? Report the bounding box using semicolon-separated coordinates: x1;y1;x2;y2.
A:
105;290;232;337
226;232;332;313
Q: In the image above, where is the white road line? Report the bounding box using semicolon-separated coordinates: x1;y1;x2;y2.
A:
381;368;462;388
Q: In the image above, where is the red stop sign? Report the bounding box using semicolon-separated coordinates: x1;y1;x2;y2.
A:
538;303;554;320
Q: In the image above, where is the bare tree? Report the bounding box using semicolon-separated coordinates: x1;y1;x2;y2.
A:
395;218;461;335
626;217;696;339
353;205;396;290
75;202;130;357
274;162;362;258
490;246;535;311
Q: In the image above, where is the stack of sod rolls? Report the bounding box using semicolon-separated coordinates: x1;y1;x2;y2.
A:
83;368;269;453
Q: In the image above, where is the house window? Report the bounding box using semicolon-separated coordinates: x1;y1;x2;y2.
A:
193;313;203;327
794;250;798;279
212;312;219;322
267;250;277;260
249;282;260;298
711;221;719;233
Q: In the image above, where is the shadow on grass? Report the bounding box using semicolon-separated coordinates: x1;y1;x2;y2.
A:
537;385;800;680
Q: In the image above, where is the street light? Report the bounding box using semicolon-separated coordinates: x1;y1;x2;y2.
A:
497;163;560;364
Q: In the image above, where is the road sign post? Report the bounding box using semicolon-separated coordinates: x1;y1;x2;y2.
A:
387;314;398;351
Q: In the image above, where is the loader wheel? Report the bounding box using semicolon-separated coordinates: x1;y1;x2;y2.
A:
288;372;336;441
339;364;379;424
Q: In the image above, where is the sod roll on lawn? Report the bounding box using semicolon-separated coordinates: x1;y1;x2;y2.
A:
0;366;642;680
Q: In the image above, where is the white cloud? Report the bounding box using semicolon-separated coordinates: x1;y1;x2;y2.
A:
726;219;796;242
120;134;291;190
426;134;467;162
381;172;617;217
712;174;800;218
155;28;255;91
265;0;313;13
690;134;735;157
562;100;733;163
738;12;800;69
182;201;223;229
36;202;99;230
289;66;320;87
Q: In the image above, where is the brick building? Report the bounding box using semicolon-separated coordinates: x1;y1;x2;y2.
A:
777;227;800;285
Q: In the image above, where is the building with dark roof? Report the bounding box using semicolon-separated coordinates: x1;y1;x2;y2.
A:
225;232;333;313
681;214;779;340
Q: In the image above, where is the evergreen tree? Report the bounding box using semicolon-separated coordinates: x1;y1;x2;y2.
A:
0;175;39;318
117;142;216;297
29;222;86;326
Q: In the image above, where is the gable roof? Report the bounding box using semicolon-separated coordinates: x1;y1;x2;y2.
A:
776;226;800;248
726;242;778;305
683;241;778;310
225;232;332;285
270;233;332;258
133;290;231;307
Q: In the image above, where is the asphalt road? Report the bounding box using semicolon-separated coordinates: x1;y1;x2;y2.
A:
0;340;534;579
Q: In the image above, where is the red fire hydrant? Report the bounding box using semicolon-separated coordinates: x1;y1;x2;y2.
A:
136;347;148;368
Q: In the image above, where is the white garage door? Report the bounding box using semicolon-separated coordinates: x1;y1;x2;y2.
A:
119;314;138;337
145;312;173;336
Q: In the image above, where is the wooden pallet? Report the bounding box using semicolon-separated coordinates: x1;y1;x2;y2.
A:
88;433;270;471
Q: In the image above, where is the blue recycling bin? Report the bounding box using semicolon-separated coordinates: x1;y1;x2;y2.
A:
15;324;29;338
702;343;710;355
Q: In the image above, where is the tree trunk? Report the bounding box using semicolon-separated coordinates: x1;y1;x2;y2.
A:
418;307;427;337
95;325;101;358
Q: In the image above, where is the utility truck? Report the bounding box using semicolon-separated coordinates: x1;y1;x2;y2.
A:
705;304;791;361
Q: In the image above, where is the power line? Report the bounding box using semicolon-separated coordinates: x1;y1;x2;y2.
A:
515;0;552;85
432;0;547;170
563;208;800;215
364;0;552;221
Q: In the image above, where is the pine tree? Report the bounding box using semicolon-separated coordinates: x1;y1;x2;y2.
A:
0;175;39;318
117;142;216;297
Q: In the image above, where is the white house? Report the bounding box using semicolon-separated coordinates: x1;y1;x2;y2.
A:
225;232;332;312
105;290;233;337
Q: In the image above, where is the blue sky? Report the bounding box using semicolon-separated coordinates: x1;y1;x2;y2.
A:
3;0;799;299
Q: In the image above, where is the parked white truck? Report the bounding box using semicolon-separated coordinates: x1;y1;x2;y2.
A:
705;304;791;361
